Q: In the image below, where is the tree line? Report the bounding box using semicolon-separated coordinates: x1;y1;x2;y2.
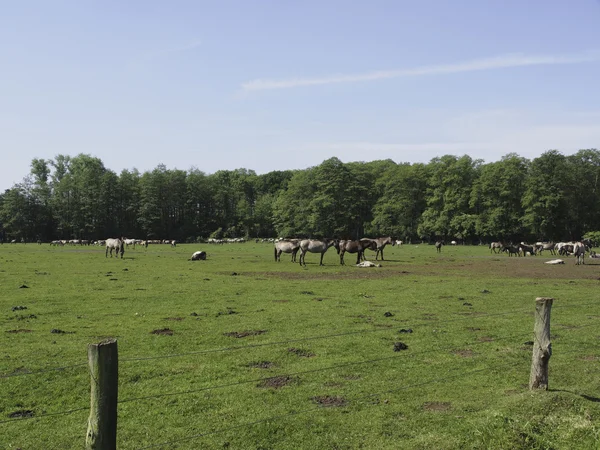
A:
1;150;599;244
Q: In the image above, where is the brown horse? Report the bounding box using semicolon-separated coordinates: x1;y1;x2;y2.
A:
360;236;393;261
299;239;337;266
338;239;370;265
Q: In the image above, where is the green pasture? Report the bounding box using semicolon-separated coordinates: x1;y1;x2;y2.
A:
1;242;599;449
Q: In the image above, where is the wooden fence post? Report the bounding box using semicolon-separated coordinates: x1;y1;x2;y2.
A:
86;338;118;450
529;297;553;390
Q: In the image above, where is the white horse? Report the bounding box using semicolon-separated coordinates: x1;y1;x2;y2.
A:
124;238;136;249
274;239;300;262
573;242;586;265
105;238;124;258
299;239;337;266
489;242;503;254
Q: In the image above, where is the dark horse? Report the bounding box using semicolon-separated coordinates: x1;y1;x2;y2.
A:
435;241;444;253
338;239;371;265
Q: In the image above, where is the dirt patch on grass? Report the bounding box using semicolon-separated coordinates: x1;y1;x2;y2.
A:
477;336;495;342
9;409;35;418
343;374;362;380
238;256;600;281
453;349;475;357
6;329;33;333
272;299;290;303
288;347;315;357
257;375;294;389
580;355;598;361
504;389;521;396
423;401;452;412
247;361;275;369
151;328;174;335
313;395;347;407
224;330;267;338
393;342;409;351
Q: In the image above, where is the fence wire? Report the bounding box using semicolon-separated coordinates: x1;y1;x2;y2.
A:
3;300;597;380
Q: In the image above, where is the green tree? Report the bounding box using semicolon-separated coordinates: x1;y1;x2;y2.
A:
470;153;529;242
273;169;316;237
522;150;570;240
418;155;482;242
370;163;427;241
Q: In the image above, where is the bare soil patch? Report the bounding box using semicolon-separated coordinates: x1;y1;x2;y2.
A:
453;349;475;357
224;330;267;338
288;347;315;357
423;401;452;412
477;336;495;342
246;361;275;369
151;328;174;336
343;374;361;380
257;375;294;389
242;256;600;281
9;409;35;418
6;329;33;333
393;342;409;351
313;395;347;407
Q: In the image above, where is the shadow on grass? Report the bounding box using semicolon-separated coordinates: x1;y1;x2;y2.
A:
550;389;600;403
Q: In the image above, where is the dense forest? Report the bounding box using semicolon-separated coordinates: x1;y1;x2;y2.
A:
1;150;599;244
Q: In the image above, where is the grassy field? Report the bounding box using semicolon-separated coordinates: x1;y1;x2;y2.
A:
1;242;599;449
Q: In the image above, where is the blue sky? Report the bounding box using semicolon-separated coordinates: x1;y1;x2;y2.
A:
2;1;600;191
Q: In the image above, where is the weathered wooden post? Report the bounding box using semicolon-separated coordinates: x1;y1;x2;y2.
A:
86;338;118;449
529;297;553;390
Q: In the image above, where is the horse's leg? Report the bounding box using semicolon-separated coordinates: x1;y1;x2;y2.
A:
319;251;325;266
340;250;345;265
274;247;278;262
355;251;361;265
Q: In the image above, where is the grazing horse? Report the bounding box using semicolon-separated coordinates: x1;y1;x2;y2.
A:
274;239;300;262
435;241;444;253
573;242;586;265
361;237;393;261
124;238;136;249
535;242;555;256
338;240;371;265
519;243;536;256
489;242;503;254
105;238;124;259
503;245;521;257
299;239;337;266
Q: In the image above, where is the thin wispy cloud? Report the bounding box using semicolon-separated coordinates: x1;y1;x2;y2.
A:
242;50;600;91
